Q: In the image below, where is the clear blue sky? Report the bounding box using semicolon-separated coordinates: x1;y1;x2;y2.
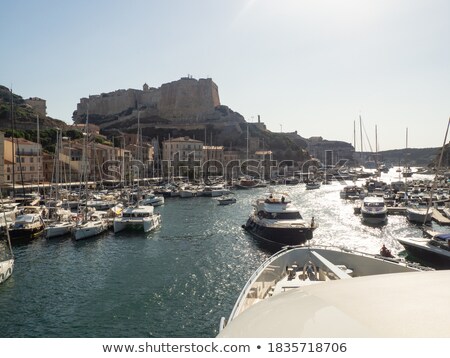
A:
1;0;449;150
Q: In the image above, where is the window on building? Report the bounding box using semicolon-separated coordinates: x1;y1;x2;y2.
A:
30;157;34;163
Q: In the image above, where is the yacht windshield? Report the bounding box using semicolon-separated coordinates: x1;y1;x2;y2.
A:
269;212;302;220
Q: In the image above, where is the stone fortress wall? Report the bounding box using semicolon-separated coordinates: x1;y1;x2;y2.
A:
75;77;220;122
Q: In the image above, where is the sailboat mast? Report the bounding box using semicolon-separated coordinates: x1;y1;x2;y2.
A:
359;115;363;161
246;123;249;162
406;127;408;150
375;125;378;155
37;115;40;195
10;87;15;197
424;118;450;225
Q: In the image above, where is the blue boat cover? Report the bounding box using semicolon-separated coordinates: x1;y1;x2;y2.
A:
435;233;450;241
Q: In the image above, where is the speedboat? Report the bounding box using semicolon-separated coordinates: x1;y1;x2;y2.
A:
242;192;316;247
406;204;432;224
360;196;387;225
397;232;450;262
217;196;236;206
140;192;165;206
217;245;442;338
305;181;321;190
113;203;161;233
339;185;365;200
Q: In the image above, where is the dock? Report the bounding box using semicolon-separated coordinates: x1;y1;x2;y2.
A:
387;207;407;215
431;209;450;225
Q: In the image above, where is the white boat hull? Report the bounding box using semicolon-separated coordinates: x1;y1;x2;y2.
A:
0;258;14;284
73;221;108;240
45;222;74;238
179;191;196;198
397;236;450;260
113;215;161;233
361;209;387;225
406;208;432;223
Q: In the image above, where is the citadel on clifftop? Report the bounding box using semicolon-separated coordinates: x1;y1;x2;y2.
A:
73;76;245;129
70;76;357;165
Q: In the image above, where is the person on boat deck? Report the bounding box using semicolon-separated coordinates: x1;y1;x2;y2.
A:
281;196;285;203
380;244;392;258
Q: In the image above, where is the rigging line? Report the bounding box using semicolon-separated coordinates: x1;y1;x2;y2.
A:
424;117;450;225
361;120;374;154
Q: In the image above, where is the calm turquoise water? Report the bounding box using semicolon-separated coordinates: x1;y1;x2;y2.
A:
0;173;446;338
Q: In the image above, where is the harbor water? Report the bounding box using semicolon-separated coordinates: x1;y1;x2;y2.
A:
0;171;447;338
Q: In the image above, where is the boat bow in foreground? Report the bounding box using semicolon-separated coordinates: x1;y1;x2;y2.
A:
217;245;445;338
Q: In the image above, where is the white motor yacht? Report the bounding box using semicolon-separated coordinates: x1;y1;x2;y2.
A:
113;203;161;233
242;192;316;247
140;193;165;206
217;245;440;338
360;196;387;225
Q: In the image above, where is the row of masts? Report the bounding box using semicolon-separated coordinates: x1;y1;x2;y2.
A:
353;116;412;168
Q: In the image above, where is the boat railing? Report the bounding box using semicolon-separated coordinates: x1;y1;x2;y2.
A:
309;251;352;280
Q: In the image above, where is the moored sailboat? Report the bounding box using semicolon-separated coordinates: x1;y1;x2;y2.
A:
1;193;14;284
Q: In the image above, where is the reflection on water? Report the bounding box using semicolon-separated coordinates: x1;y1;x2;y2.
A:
0;171;447;337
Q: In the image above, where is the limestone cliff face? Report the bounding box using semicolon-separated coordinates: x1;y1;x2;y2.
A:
73;77;224;126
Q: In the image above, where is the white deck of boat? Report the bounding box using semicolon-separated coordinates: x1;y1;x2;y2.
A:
218;270;450;338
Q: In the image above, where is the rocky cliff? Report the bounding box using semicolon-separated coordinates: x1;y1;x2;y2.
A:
0;85;69;131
